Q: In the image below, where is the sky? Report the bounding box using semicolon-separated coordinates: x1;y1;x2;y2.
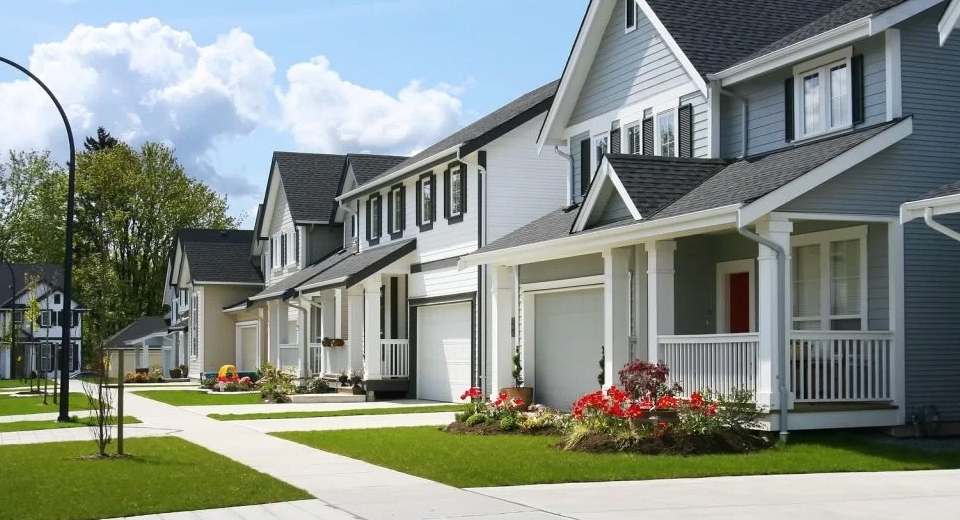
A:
0;0;588;226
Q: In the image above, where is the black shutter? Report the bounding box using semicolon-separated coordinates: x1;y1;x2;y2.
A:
678;104;693;158
443;169;451;219
376;196;383;237
387;190;394;234
415;179;422;226
579;138;591;195
784;78;795;142
365;199;371;240
459;168;467;215
430;174;437;221
852;54;865;125
400;185;407;228
641;117;654;155
610;127;621;154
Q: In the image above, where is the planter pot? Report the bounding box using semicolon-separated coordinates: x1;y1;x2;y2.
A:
502;387;533;411
337;385;365;395
321;339;332;347
169;368;182;379
331;339;345;347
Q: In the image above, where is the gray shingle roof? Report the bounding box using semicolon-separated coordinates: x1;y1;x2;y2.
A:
0;264;64;307
606;155;729;218
105;316;167;349
178;229;263;285
473;206;582;256
360;80;560;188
272;152;347;224
914;179;960;201
249;246;358;301
347;154;408;185
646;0;906;75
296;239;417;293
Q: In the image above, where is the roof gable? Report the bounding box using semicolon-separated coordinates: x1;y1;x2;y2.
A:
0;264;66;307
177;229;263;285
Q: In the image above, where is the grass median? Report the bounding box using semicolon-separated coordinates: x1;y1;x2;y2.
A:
210;404;462;421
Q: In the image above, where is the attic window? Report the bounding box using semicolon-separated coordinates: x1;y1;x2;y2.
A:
54;294;61;305
793;48;853;140
625;0;637;33
627;123;641;154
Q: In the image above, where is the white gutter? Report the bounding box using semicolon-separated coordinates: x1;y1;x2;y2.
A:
924;207;960;243
901;192;960;223
337;146;460;203
554;146;575;206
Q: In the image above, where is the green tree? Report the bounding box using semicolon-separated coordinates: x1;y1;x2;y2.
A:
83;127;118;152
0;151;55;263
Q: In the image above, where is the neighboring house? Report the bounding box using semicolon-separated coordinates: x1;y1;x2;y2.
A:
461;0;960;432
167;229;264;379
0;264;83;379
103;316;170;379
247;81;569;401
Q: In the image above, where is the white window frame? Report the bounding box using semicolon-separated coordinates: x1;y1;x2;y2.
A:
625;121;641;155
271;233;281;270
791;225;868;331
420;177;434;225
40;310;51;328
593;132;609;170
793;47;853;141
390;186;403;234
370;195;383;239
294;228;301;266
624;0;637;33
653;102;678;157
449;168;464;218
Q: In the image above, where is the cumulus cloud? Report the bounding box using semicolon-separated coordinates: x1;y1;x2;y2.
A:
0;18;275;196
275;56;463;154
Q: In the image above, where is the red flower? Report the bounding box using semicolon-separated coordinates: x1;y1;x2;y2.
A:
689;392;704;409
510;397;524;409
625;403;644;419
656;395;678;410
706;403;718;417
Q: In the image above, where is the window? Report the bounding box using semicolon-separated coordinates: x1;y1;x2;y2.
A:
53;294;61;305
190;293;199;357
390;186;404;234
351;215;357;238
794;49;852;139
418;173;435;228
280;233;288;266
656;109;677;157
447;165;465;219
791;226;867;331
40;310;51;327
41;344;53;372
625;0;637;32
594;133;608;171
369;195;382;241
294;228;300;264
270;236;278;269
627;123;641;154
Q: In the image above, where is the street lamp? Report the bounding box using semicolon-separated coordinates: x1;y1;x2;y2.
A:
0;56;77;421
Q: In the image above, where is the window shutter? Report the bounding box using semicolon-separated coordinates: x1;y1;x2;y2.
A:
641;117;654;155
294;229;300;263
400;185;407;228
851;54;865;125
415;179;422;226
459;168;467;214
365;199;371;240
579;138;591;195
678;104;693;158
443;169;451;219
784;78;795;142
387;191;394;233
376;197;383;237
610;127;621;154
430;174;437;220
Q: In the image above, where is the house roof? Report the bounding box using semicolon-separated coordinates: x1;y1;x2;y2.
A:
355;80;559;191
605;155;729;219
104;316;167;349
0;264;65;308
647;0;907;75
475;118;903;255
178;229;263;285
347;154;409;185
249;246;358;302
272;152;347;224
295;239;417;293
914;179;960;201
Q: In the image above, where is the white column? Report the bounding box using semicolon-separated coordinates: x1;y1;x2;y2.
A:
634;244;649;362
490;265;515;394
755;216;792;410
647;240;676;364
320;292;336;340
346;288;364;373
603;247;631;388
363;279;382;378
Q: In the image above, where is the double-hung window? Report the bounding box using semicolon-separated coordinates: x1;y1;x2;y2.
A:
791;226;867;331
417;172;435;230
626;123;641;154
294;228;300;265
389;184;405;236
655;105;677;157
624;0;637;33
369;195;382;241
794;48;852;140
448;166;464;218
280;233;288;266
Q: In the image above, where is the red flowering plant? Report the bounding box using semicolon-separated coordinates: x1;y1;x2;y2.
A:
618;360;683;401
456;387;525;424
570;386;645;434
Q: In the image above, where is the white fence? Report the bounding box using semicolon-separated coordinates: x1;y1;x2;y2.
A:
658;333;759;397
789;331;893;403
367;339;409;379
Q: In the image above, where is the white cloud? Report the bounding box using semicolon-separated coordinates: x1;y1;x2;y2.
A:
275;56;463;154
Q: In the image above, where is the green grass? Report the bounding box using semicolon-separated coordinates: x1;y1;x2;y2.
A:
0;379;33;389
134;390;263;406
274;427;960;488
210;404;463;421
0;416;141;433
0;393;92;416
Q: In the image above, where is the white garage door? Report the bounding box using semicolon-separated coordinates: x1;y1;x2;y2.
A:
534;288;604;411
417;302;472;402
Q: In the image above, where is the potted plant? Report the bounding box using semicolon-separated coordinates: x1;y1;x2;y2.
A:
331;338;345;347
321;337;332;347
349;370;365;395
502;344;533;411
179;364;189;378
337;369;349;387
169;366;182;379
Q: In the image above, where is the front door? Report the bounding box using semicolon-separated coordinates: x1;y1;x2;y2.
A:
728;272;750;333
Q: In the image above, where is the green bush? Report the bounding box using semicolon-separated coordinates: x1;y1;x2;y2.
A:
200;378;216;390
465;414;487;427
454;410;472;423
305;377;330;394
256;363;296;402
500;415;519;431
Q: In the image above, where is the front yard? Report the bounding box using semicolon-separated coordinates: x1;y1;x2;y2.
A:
0;393;92;416
274;426;960;488
0;437;311;520
0;416;140;433
134;390;263;406
209;404;463;421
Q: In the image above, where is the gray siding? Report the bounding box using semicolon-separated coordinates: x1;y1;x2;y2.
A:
720;34;886;158
307;225;343;264
519;254;604;285
570;131;590;203
780;9;960;420
681;91;710;158
569;0;691;125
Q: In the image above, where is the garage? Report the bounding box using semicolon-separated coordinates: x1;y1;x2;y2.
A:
534;288;604;411
416;301;473;402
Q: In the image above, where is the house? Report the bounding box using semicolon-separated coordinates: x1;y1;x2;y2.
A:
103;316;170;379
0;264;84;379
247;81;569;401
166;228;264;379
461;0;960;433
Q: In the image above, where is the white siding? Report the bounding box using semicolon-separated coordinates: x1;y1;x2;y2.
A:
267;181;298;285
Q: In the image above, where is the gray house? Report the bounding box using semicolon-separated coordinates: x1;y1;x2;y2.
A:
463;0;960;433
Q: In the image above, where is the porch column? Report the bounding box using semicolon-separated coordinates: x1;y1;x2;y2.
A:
756;216;792;410
320;292;336;340
490;265;515;394
346;287;364;373
634;244;649;362
603;247;631;388
363;279;383;378
646;240;676;364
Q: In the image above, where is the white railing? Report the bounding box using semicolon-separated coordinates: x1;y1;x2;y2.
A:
322;342;349;376
367;339;409;379
278;344;300;374
789;331;893;403
658;333;759;397
308;344;323;376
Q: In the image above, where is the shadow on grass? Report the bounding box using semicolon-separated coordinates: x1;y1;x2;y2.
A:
778;430;960;469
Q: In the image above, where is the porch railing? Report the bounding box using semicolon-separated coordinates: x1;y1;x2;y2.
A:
307;344;323;376
367;339;409;380
322;342;349;376
789;331;893;403
278;344;299;374
658;333;759;397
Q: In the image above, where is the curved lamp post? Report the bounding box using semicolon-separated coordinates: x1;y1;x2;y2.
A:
0;56;77;421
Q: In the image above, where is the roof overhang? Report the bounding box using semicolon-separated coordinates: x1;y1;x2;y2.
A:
123;331;171;347
940;0;960;45
460;204;740;268
571;158;641;233
337;150;458;203
901;192;960;223
295;240;417;294
223;300;251;313
737;116;913;227
192;281;263;286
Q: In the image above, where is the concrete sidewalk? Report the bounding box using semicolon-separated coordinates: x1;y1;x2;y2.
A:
103;499;357;520
0;423;177;445
184;398;451;416
232;411;456;432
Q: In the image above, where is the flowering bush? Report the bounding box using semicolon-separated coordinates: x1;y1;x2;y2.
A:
570;386;644;434
618;360;682;400
457;387;525;425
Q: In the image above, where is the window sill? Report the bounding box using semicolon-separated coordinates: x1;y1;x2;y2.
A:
418;221;434;232
369;237;381;246
447;214;464;225
389;230;404;240
792;125;854;145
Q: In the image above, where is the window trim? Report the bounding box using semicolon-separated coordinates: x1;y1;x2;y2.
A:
417;172;435;231
624;0;637;33
593;132;609;171
294;228;301;266
625;121;641;155
389;184;405;238
791;225;869;331
653;102;678;157
793;47;854;141
369;193;383;243
446;164;466;223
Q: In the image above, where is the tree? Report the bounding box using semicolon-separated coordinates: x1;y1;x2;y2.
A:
79;242;118;457
0;151;55;263
83;127;118;152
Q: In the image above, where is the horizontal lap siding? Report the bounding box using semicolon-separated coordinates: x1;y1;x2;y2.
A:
268;183;298;285
570;131;590;201
681;92;710;158
569;0;691;125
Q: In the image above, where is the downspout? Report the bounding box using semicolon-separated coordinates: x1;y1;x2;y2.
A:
736;225;790;444
719;87;748;158
554;146;575;206
924;207;960;242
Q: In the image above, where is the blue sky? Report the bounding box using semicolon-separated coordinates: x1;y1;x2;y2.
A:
0;0;587;225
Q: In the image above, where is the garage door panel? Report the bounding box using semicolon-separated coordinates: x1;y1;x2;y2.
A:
535;289;603;411
417;302;472;402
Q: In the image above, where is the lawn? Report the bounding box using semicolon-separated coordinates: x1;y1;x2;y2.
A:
0;379;33;389
0;437;311;520
0;393;93;416
134;390;263;406
274;427;960;488
210;404;463;421
0;416;141;433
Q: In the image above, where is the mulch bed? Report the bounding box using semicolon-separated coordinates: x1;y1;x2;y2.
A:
443;422;560;436
564;430;772;456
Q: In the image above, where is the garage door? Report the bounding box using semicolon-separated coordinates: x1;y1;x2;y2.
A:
417;302;472;402
534;288;603;411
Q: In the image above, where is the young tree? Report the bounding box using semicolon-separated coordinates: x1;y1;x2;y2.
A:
79;240;118;457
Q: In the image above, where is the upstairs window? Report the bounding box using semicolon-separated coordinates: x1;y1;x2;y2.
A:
625;0;637;33
53;294;61;305
367;194;383;243
294;228;300;264
793;49;853;140
594;133;608;171
280;233;288;266
444;164;466;223
656;108;677;157
388;184;405;237
417;172;436;230
627;123;641;154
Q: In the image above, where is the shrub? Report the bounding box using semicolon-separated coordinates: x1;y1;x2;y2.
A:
519;405;566;432
123;372;136;384
306;377;330;394
465;414;487;427
618;360;682;400
148;366;165;383
454;410;472;423
255;363;296;402
200;378;216;390
500;415;519;431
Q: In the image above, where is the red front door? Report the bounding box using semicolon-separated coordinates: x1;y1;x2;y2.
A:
728;272;750;333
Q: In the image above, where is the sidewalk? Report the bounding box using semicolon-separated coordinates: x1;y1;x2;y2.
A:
103;499;357;520
183;398;450;416
0;422;177;445
232;411;456;433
